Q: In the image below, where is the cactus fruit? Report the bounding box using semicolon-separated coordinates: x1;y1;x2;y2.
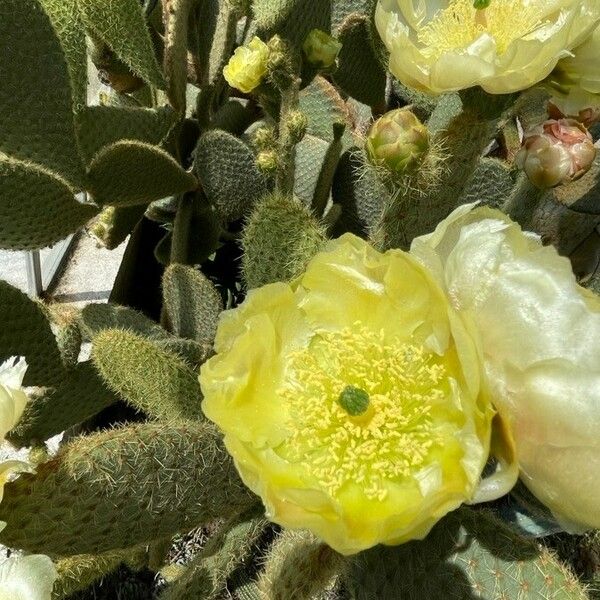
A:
242;192;326;288
0;422;254;556
92;328;203;421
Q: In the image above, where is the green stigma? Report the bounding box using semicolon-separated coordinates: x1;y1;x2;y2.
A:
338;385;370;416
473;0;491;8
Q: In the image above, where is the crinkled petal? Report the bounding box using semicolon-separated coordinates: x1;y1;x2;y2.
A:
411;204;600;528
0;554;57;600
0;357;28;440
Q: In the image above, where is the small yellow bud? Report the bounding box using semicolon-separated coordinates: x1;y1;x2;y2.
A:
285;110;308;144
223;37;270;94
256;150;279;174
302;29;342;69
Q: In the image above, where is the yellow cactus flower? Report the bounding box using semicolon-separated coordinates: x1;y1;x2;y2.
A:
375;0;600;95
201;235;499;555
302;29;342;69
0;357;28;440
411;203;600;531
223;37;270;94
0;554;57;600
550;26;600;124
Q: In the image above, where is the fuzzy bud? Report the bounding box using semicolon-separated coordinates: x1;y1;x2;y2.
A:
285;111;308;144
223;37;270;94
302;29;342;69
266;36;294;89
515;119;597;189
253;126;277;151
256;150;279;174
366;108;430;174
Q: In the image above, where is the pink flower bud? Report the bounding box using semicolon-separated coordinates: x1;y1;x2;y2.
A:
515;119;597;189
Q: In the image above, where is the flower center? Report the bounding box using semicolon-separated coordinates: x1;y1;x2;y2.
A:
417;0;544;59
277;323;451;501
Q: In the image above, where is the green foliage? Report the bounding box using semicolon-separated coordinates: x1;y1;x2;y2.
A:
162;264;223;345
0;156;99;251
160;511;267;600
88;140;198;206
242;192;326;288
195;129;268;222
294;134;331;206
0;422;254;556
459;157;516;209
8;361;118;448
90;205;148;250
0;0;85;187
39;0;87;109
257;530;347;600
345;509;588;599
92;328;204;421
0;281;65;387
333;14;385;107
77;106;177;165
78;0;165;88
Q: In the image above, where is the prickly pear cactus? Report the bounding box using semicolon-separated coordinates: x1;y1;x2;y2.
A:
0;0;599;598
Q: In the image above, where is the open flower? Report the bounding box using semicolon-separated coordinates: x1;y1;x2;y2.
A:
0;554;57;600
223;37;270;94
550;26;600;125
411;204;600;531
201;235;499;554
375;0;600;95
0;358;33;510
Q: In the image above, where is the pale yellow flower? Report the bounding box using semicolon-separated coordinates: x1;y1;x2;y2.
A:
223;37;270;94
411;203;600;530
201;235;501;555
0;357;28;439
0;554;57;600
302;29;342;69
550;25;600;122
375;0;600;95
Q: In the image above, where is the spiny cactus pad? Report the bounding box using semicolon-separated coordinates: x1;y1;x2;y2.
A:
8;362;119;448
0;422;254;556
87;140;198;206
0;281;66;387
78;0;165;88
242;193;326;288
0;0;85;188
92;328;204;421
0;156;99;251
194;129;268;222
345;509;588;600
162;264;223;345
77;106;177;165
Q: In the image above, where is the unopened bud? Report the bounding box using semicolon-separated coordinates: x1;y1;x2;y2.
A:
253;126;277;150
256;150;279;174
302;29;342;69
366;108;429;174
223;37;270;94
515;119;597;189
285;111;308;144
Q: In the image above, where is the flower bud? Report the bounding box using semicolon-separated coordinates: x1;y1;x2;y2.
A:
515;119;597;189
302;29;342;69
285;110;308;144
256;150;279;174
365;108;430;174
223;37;270;94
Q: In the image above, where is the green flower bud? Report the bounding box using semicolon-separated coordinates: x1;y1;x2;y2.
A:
285;111;308;144
366;108;430;174
302;29;342;69
256;150;279;174
223;37;270;94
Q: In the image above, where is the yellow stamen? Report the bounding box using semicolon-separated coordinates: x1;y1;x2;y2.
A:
418;0;544;59
277;323;451;501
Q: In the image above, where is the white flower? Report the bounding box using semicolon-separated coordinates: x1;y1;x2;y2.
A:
0;357;28;440
411;203;600;530
0;555;57;600
375;0;600;95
